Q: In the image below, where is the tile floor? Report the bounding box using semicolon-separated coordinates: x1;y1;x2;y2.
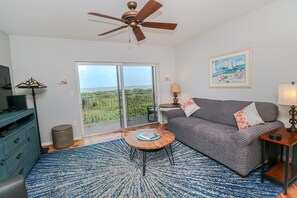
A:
45;123;162;153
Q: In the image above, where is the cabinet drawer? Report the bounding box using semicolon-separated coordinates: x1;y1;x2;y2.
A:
0;145;7;180
7;143;27;173
11;159;30;178
3;128;26;155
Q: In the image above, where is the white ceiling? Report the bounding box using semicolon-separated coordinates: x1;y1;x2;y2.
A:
0;0;276;46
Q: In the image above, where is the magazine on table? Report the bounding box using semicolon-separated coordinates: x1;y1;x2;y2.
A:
137;131;160;141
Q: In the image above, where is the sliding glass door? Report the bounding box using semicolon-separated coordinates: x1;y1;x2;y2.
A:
77;63;157;136
123;66;156;127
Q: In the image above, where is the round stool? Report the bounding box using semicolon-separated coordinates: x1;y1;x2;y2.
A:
52;124;74;149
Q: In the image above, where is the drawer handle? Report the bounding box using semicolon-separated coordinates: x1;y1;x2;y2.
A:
19;168;24;175
16;153;22;160
0;159;4;166
27;137;31;142
14;138;20;144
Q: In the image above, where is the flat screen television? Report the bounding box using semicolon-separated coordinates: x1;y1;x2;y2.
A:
0;65;13;113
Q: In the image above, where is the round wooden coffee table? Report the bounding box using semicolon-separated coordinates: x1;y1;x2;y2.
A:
125;129;175;176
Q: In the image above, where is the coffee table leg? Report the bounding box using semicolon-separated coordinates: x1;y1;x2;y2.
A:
170;144;174;165
143;151;146;176
165;146;174;165
130;147;136;160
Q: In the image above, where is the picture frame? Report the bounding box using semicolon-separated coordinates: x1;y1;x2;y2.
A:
209;48;251;88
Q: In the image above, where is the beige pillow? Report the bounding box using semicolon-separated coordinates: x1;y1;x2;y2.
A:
234;102;264;130
181;98;200;117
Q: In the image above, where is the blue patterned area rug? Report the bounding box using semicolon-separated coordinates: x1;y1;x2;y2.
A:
25;139;282;197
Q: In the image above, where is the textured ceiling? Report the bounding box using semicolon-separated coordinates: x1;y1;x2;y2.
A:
0;0;276;46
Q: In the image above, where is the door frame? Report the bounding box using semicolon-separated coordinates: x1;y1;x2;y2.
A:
75;61;160;137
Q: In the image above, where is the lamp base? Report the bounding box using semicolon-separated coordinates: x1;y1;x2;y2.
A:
287;126;297;132
173;92;179;105
172;102;180;106
288;105;297;132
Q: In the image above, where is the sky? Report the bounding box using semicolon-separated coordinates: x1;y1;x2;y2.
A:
78;65;153;88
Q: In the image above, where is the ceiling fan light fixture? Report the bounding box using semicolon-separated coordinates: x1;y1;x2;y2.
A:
129;21;138;28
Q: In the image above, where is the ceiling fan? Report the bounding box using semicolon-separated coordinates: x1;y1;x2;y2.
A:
88;0;177;42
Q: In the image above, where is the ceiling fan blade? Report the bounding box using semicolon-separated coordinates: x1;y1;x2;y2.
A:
133;27;146;41
141;22;177;30
88;12;125;23
98;25;128;36
135;0;162;21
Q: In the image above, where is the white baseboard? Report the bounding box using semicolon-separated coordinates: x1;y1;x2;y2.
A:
41;136;83;146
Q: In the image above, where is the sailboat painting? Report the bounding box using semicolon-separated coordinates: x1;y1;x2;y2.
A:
209;49;251;88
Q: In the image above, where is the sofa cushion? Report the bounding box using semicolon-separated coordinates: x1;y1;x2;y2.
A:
169;116;238;144
181;98;200;117
234;102;264;130
192;98;278;127
170;117;238;135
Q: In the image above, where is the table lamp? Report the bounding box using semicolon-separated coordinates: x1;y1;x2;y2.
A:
278;81;297;132
170;83;181;105
16;77;48;153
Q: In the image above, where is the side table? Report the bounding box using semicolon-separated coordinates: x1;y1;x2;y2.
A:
260;127;297;195
159;103;180;124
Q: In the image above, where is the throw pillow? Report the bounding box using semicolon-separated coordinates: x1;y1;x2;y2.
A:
181;98;200;117
234;102;264;130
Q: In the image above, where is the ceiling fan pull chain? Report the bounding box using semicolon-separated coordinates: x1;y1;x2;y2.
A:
129;28;132;50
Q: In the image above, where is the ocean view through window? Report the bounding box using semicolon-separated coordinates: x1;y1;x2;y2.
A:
77;64;157;136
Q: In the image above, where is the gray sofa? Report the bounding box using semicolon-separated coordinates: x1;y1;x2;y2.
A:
167;98;284;176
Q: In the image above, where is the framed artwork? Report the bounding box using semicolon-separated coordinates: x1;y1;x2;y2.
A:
209;48;251;88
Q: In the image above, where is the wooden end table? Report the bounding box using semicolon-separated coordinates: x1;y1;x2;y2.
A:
260;127;297;195
124;129;175;176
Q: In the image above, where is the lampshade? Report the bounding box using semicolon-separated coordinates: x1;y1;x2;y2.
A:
170;83;181;93
15;77;47;89
278;83;297;106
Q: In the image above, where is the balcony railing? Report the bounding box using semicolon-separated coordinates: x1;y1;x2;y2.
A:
81;90;155;127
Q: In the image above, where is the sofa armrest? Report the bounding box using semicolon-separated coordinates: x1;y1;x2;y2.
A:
234;121;284;145
166;109;186;122
0;175;27;198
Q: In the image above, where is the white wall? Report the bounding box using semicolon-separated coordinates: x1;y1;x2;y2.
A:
175;0;297;126
10;36;175;144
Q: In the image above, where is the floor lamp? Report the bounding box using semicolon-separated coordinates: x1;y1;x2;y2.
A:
16;77;48;154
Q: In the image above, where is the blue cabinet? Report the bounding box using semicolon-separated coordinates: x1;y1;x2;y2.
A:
0;109;41;180
0;142;7;179
26;122;40;165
